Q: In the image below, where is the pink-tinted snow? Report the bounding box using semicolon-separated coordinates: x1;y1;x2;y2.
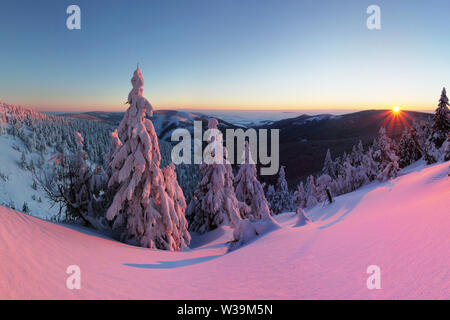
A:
0;162;448;299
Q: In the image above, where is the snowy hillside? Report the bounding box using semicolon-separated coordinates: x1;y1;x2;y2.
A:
0;134;59;219
0;103;200;218
1;161;448;299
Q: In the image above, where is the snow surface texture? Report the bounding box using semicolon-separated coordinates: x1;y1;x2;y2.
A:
0;162;448;299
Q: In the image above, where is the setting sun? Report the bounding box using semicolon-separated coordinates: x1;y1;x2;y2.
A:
393;106;400;113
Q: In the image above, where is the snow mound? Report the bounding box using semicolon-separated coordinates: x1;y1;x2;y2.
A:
0;162;449;299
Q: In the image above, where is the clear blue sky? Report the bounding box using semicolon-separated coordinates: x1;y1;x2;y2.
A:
0;0;448;112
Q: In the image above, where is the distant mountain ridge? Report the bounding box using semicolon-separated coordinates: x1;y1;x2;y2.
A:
62;110;244;141
60;109;433;185
257;109;432;186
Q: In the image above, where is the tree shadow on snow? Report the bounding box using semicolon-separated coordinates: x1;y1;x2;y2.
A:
188;226;231;250
311;192;366;230
123;254;222;269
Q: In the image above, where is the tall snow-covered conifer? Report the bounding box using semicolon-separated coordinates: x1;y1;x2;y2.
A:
106;66;190;250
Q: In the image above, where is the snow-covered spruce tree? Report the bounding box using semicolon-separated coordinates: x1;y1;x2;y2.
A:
350;141;365;167
294;208;311;227
293;181;306;210
87;164;108;219
337;157;368;193
234;141;271;219
68;132;108;227
0;116;6;135
322;149;336;179
162;163;190;246
22;202;30;214
305;175;318;208
431;88;450;149
230;144;279;251
361;146;378;182
372;127;399;181
20;151;27;169
332;155;342;179
38;131;102;225
423;136;440;164
398;128;422;168
186;118;241;234
106;66;190;250
265;184;276;214
71;131;91;220
271;166;292;214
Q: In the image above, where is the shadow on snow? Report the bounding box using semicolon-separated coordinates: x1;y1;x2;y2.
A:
124;254;222;269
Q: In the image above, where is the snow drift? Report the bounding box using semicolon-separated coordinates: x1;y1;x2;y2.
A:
0;162;449;299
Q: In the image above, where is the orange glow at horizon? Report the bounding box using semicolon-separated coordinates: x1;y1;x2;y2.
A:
373;107;417;137
11;97;434;114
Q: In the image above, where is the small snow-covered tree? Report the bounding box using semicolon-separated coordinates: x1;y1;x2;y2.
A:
0;118;6;135
293;181;306;210
187;118;241;234
398;128;422;168
20;151;27;169
337;158;368;193
230;150;280;250
265;184;276;214
294;208;311;227
350;141;365;167
87;164;108;220
161;163;191;249
234;141;272;219
361;146;378;182
332;156;342;179
305;175;318;208
106;66;190;250
424;136;440;164
22;202;30;213
37;131;99;225
271;166;292;214
372;127;399;181
336;152;349;177
322;149;336;179
70;131;91;220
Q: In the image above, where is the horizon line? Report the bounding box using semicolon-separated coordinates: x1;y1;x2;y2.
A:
0;100;436;114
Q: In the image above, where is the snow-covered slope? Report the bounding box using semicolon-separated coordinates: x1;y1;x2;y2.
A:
0;162;448;299
0;134;59;219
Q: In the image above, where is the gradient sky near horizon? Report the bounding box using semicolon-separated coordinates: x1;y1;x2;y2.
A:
0;0;448;112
